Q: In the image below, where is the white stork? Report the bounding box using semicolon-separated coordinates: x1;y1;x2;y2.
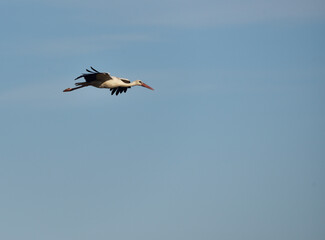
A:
63;67;154;95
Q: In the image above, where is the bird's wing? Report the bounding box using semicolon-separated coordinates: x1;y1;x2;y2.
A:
120;78;130;84
110;87;130;96
75;67;112;82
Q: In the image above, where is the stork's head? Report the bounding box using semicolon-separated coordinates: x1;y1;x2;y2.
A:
135;80;154;90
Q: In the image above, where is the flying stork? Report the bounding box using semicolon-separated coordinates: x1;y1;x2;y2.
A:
63;67;154;95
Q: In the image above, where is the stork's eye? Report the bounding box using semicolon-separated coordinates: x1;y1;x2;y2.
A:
139;81;142;83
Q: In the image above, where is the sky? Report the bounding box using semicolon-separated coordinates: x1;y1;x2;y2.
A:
0;0;324;239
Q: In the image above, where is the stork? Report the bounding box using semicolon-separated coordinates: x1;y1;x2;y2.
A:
63;67;154;95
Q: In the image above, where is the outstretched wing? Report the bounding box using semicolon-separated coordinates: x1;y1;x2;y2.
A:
110;87;130;96
75;67;112;82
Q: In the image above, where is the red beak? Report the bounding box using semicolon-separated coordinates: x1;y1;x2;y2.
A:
141;83;154;90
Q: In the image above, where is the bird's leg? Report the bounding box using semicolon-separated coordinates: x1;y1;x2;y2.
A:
63;85;87;92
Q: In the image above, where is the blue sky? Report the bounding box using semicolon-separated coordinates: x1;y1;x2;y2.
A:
0;0;324;239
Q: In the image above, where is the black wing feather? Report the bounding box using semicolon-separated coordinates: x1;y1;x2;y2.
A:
110;87;130;96
74;73;98;82
75;67;111;82
91;67;100;73
111;88;117;95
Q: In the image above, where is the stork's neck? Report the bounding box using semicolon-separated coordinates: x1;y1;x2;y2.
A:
130;81;139;87
122;81;138;87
